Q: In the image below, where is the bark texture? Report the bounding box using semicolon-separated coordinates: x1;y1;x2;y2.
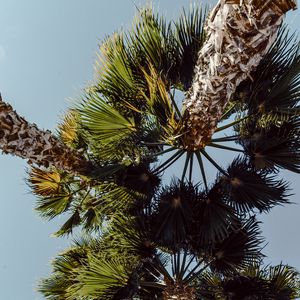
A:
162;282;196;300
182;0;297;150
0;99;91;174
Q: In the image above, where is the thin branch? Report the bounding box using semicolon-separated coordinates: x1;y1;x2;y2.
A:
153;149;184;173
178;250;188;280
220;102;237;120
153;256;173;282
169;87;181;118
215;116;248;133
183;259;205;283
189;153;194;182
183;262;211;284
176;251;181;280
181;255;196;280
171;253;175;278
200;149;228;176
155;150;185;174
181;152;191;182
141;141;169;146
207;142;244;153
211;135;239;143
195;151;208;193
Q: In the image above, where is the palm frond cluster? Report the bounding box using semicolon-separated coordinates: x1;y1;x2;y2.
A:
21;3;300;300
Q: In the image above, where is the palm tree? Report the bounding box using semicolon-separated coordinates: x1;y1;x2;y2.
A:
1;1;300;299
0;96;93;174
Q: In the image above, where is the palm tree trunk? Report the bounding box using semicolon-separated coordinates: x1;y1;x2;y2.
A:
0;98;92;174
162;283;196;300
182;0;297;150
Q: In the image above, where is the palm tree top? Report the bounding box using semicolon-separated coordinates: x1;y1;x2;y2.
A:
0;1;299;299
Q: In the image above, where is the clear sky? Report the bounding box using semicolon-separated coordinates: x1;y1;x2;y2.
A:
0;1;299;299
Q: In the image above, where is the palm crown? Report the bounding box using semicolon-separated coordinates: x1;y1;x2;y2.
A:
1;1;300;299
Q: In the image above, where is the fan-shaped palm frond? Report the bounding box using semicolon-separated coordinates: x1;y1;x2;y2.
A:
237;118;300;173
197;263;300;300
209;217;264;274
174;6;207;90
189;184;238;248
267;264;300;299
130;8;176;84
70;254;137;299
28;165;143;235
80;92;137;143
219;157;290;213
115;162;160;197
238;27;300;115
57;109;81;149
39;235;139;300
28;167;62;196
151;180;195;248
95;32;145;108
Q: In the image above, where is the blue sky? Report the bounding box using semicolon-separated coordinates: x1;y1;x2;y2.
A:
0;1;299;299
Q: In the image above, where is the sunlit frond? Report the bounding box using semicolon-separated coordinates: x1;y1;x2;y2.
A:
80;92;136;144
28;167;62;196
57;109;81;148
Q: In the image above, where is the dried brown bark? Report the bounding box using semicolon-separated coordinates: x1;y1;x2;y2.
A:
162;281;196;300
0;99;92;174
182;0;297;150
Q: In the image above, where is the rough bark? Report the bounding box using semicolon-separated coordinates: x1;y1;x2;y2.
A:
0;98;92;174
162;282;196;300
182;0;297;150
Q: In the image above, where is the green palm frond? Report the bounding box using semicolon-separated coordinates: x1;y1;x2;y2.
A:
142;66;183;145
30;167;86;222
267;264;300;299
29;163;143;234
221;275;269;299
237;27;300;114
69;253;137;299
54;210;81;237
196;272;223;300
95;33;145;107
80;92;136;144
196;269;269;300
197;263;300;300
103;214;156;259
130;8;176;83
39;234;142;300
219;157;290;213
38;275;71;300
174;5;207;90
38;243;87;299
36;194;72;220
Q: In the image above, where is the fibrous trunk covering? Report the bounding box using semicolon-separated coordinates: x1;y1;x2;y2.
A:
182;0;297;150
0;99;91;174
163;282;196;300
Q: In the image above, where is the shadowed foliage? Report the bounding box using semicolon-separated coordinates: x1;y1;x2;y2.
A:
0;2;299;300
